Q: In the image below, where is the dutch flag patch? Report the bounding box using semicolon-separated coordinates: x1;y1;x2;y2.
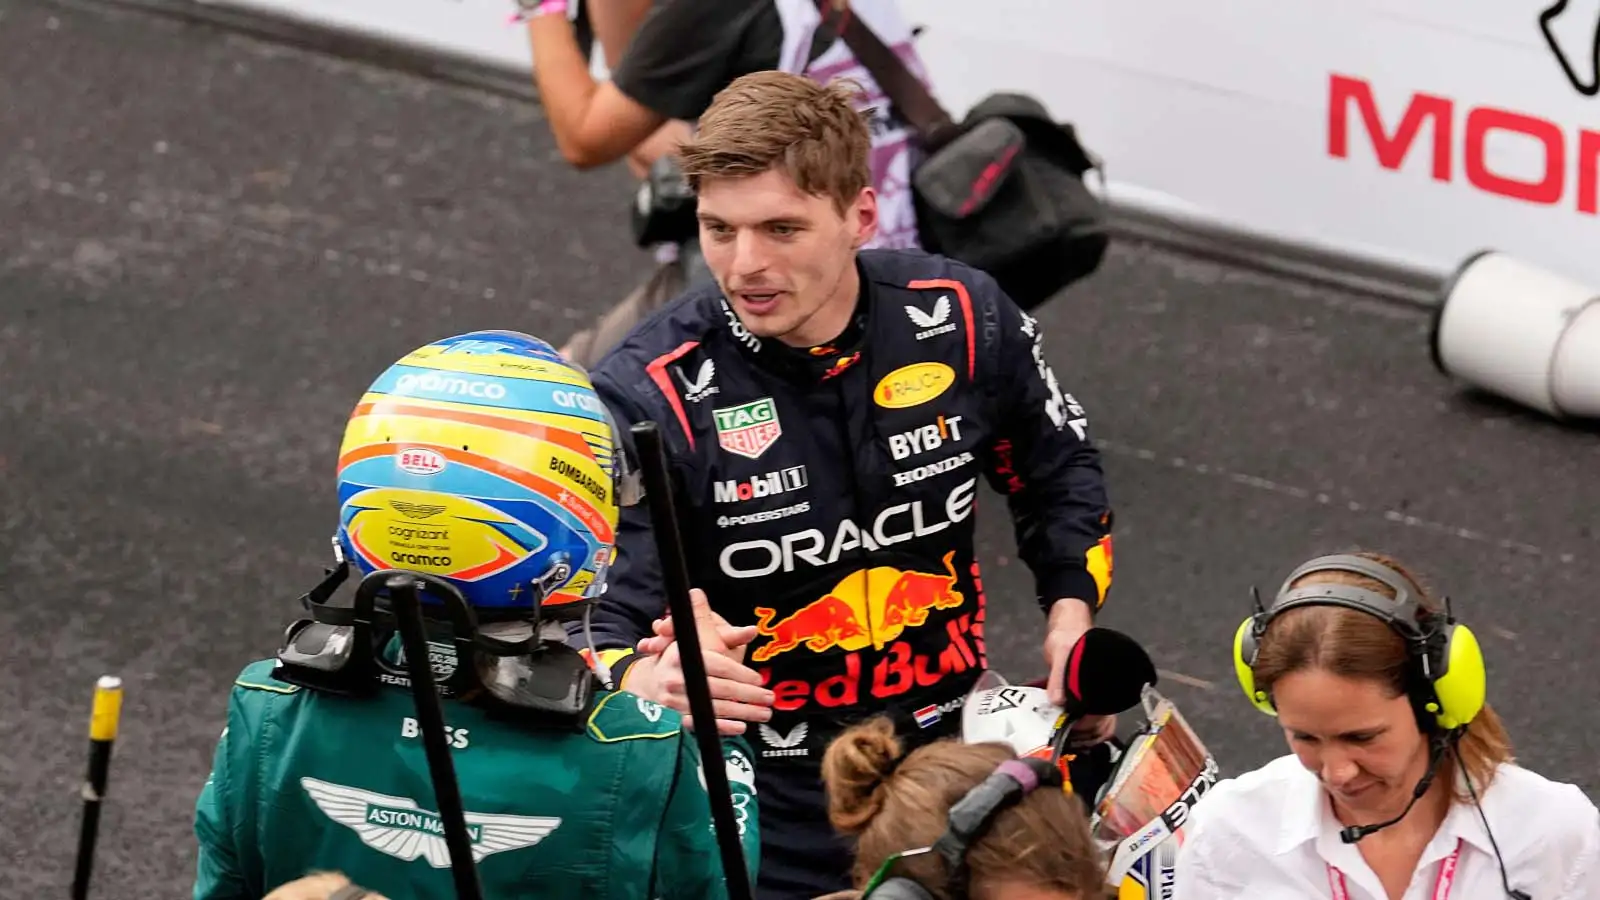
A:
914;704;941;728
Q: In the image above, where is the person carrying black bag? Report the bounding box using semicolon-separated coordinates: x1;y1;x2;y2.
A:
535;0;941;370
821;3;1112;312
547;1;1107;370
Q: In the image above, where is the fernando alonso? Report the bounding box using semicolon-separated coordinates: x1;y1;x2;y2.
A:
578;71;1115;899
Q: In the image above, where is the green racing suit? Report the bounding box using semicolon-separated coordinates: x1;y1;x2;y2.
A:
192;657;760;900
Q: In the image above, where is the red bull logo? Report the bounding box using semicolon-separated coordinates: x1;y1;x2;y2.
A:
751;552;965;663
760;609;985;712
820;351;862;381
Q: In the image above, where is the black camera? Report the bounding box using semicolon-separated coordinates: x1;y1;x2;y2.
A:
630;154;699;248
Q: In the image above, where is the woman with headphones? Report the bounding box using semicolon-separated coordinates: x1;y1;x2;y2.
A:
814;715;1106;900
1175;551;1599;900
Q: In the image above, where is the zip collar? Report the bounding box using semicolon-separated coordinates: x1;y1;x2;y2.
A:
717;260;873;384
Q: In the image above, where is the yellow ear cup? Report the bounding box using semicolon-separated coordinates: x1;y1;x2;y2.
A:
1430;623;1486;731
1233;618;1276;716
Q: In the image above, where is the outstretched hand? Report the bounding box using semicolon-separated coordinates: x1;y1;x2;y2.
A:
634;588;774;736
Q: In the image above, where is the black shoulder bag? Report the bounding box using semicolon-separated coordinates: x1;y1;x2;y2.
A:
825;5;1112;310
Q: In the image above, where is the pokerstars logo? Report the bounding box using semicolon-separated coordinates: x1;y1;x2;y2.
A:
714;466;809;504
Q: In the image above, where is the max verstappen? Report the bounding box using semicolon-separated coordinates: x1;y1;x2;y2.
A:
577;71;1116;900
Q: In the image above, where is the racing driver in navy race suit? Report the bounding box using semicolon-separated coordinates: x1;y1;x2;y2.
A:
575;71;1116;900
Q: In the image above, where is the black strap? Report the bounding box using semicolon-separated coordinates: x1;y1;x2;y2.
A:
297;561;356;626
931;758;1058;896
817;2;959;148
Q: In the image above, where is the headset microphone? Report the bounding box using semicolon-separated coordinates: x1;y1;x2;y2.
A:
1339;739;1446;844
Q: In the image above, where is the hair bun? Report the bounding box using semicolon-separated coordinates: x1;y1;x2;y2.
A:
821;716;905;835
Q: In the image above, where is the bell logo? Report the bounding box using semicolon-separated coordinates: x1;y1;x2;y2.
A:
397;448;446;476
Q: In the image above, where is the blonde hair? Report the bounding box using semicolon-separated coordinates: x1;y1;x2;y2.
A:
1251;551;1513;798
676;71;873;215
822;716;1104;899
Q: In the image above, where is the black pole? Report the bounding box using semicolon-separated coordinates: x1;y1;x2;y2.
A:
630;421;755;900
72;675;123;900
388;574;484;900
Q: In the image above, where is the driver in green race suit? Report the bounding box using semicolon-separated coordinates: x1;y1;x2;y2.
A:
190;331;760;900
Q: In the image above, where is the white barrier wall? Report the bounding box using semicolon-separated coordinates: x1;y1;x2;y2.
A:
906;0;1600;285
193;0;1600;288
204;0;535;70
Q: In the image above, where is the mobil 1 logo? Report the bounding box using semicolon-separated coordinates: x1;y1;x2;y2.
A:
715;465;808;504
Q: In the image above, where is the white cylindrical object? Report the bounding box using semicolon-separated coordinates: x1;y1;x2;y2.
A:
1431;250;1600;420
1550;296;1600;419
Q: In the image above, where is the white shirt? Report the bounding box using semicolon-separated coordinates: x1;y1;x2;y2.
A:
1172;754;1600;900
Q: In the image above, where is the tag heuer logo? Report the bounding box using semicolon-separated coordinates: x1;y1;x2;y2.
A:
301;777;561;866
713;398;782;459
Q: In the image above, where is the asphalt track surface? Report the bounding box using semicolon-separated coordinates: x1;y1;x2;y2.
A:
4;1;1600;896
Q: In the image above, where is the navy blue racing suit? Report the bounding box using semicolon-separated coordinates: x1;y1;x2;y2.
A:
580;248;1114;898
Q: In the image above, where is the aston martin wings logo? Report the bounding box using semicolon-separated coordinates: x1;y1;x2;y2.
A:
301;777;561;866
390;500;447;519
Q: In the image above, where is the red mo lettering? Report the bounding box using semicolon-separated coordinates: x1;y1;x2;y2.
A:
1327;73;1600;213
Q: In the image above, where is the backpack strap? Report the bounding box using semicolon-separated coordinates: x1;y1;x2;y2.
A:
816;1;959;148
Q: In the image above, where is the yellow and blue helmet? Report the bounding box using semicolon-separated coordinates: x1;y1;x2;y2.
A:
333;330;632;619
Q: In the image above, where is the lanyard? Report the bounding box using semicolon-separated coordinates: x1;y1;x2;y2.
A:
1327;838;1463;900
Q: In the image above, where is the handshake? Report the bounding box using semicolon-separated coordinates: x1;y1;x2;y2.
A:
613;587;1118;747
622;588;777;736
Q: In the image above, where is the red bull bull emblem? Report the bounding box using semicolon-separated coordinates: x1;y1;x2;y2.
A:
751;551;965;662
820;351;862;381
